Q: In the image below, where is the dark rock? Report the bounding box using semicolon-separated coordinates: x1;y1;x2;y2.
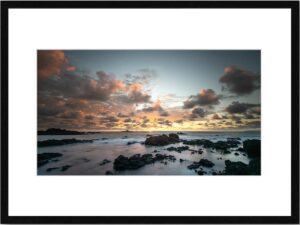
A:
212;172;217;175
177;132;185;135
61;165;72;171
166;145;189;153
223;160;249;175
127;141;139;145
248;159;261;175
38;128;85;135
105;171;114;175
122;136;128;139
99;159;111;166
179;159;185;163
198;150;204;154
227;137;241;141
113;153;176;171
197;171;206;175
199;159;215;167
243;139;261;158
236;147;245;152
46;167;59;172
183;139;214;148
223;149;231;154
145;134;180;146
187;163;200;170
38;152;63;167
38;138;95;147
169;133;179;140
234;152;239;156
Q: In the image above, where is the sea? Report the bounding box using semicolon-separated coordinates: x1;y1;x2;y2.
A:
37;131;260;175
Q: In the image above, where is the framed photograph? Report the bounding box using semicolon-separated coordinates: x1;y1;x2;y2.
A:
1;1;299;224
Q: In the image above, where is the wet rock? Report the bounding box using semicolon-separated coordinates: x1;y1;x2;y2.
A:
169;133;179;140
102;138;108;140
199;159;215;167
166;146;189;153
183;139;214;148
223;160;249;175
113;153;176;171
234;152;239;156
38;152;63;167
187;163;200;170
38;138;95;147
105;171;114;175
122;136;128;139
46;167;59;172
145;134;180;146
236;147;245;152
223;149;231;154
179;159;185;163
127;141;139;145
227;137;241;141
243;139;261;158
177;132;185;135
212;172;217;175
99;159;111;166
248;159;261;175
197;171;206;175
61;165;72;171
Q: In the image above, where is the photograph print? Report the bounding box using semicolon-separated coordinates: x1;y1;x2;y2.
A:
38;50;261;176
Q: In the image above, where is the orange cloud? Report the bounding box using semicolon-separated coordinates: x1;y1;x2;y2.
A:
38;50;68;78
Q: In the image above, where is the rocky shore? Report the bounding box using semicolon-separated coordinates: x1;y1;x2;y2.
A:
38;132;261;175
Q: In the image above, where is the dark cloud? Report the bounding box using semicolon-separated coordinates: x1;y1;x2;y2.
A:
191;107;206;118
101;115;119;123
39;71;126;102
85;115;94;120
175;119;183;124
183;89;221;109
159;110;169;117
117;112;135;118
141;100;169;117
219;66;260;95
38;96;65;117
124;118;132;123
225;101;259;114
157;119;172;127
59;111;82;119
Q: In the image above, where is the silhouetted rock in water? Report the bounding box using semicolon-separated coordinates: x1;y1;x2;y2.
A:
223;160;249;175
227;137;241;141
122;136;128;139
248;159;261;175
223;149;231;154
153;150;159;153
182;139;214;148
127;141;139;145
222;159;260;175
38;128;101;135
38;152;63;167
243;139;261;158
99;159;111;166
122;130;132;132
197;170;207;175
169;133;179;140
113;153;176;171
145;134;180;146
61;165;72;171
187;159;214;170
234;152;239;156
105;171;114;175
46;167;59;172
213;140;240;150
199;159;215;167
198;150;204;154
166;145;189;153
187;163;200;170
102;138;108;140
236;147;245;152
179;159;185;163
38;138;95;147
177;132;186;135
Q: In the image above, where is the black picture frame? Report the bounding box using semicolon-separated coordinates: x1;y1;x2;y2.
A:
1;1;299;224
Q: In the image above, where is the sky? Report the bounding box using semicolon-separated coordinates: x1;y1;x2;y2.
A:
38;50;261;132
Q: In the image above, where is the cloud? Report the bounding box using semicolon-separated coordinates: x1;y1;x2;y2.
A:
38;50;68;78
212;113;221;120
101;115;119;123
39;71;126;102
157;118;172;126
85;115;94;120
117;112;135;118
219;66;260;95
191;107;206;118
175;119;183;124
59;111;83;119
38;96;65;116
183;89;221;109
124;118;132;123
141;100;169;117
225;101;259;114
